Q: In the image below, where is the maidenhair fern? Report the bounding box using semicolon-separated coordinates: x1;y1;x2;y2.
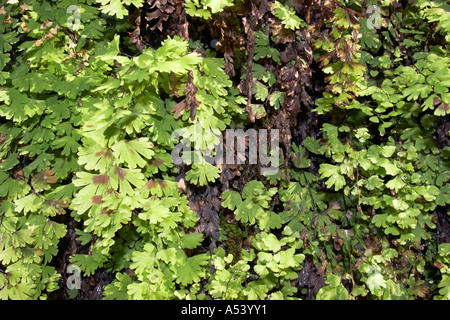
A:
0;0;449;301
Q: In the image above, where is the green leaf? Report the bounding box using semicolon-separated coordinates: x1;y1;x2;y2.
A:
14;194;43;214
70;251;104;276
355;128;371;143
185;162;220;186
262;233;281;252
222;190;242;210
253;81;269;101
176;253;209;286
386;177;406;192
130;243;156;278
75;229;93;246
319;164;346;191
0;152;19;171
139;200;171;224
391;198;409;211
381;146;396;158
0;247;20;264
316;274;349;300
97;0;143;19
269;91;285;109
127;282;149;300
274;248;304;269
111;138;154;169
373;214;388;228
205;0;234;13
180;233;204;249
103;273;132;300
292;144;311;169
403;84;432;101
185;0;212;19
273;1;306;30
377;159;401;176
78;144;113;172
258;210;282;231
303;137;321;154
254;31;281;64
253;64;276;86
365;176;384;191
366;271;387;292
436;275;450;300
110;166;146;196
250;104;267;119
235;198;264;224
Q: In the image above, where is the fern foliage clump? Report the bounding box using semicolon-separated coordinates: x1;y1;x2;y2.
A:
0;0;449;300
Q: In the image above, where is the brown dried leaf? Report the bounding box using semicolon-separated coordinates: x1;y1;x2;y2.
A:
177;178;186;192
32;167;58;186
20;3;28;13
158;180;167;188
45;199;69;215
328;200;342;211
437;102;450;114
40;20;52;29
114;166;127;181
20;21;29;32
171;100;187;119
92;174;110;185
145;179;159;189
413;280;430;298
185;71;199;120
95;148;112;159
92;195;104;204
345;8;362;25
